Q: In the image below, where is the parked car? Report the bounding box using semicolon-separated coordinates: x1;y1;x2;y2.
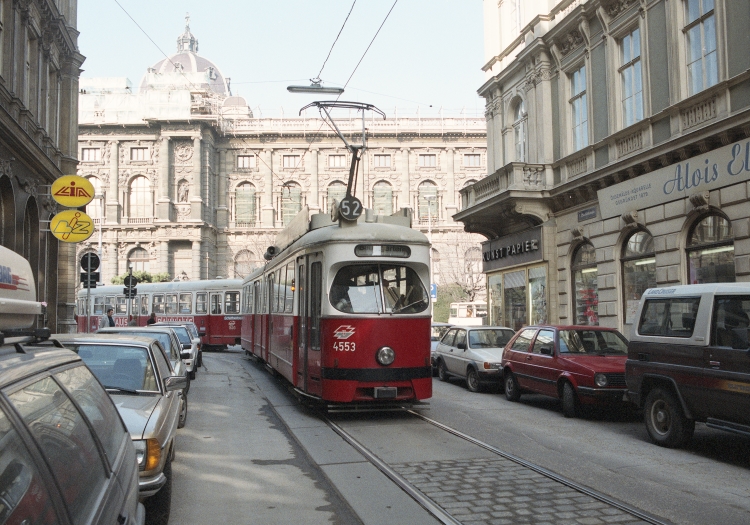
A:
152;322;202;374
0;245;144;525
98;326;190;396
434;326;515;392
626;284;750;448
502;325;629;417
53;333;187;525
430;322;453;375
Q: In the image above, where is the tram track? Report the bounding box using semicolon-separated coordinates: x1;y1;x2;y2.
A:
322;408;672;525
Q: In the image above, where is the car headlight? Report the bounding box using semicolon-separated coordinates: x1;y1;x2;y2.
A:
376;346;395;366
594;373;608;387
483;362;502;370
133;438;162;471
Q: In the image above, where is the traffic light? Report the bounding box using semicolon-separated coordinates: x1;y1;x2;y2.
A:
81;272;99;288
123;288;137;298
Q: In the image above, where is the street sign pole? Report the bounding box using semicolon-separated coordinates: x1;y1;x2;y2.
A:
86;256;92;333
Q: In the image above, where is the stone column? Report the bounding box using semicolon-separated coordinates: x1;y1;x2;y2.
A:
309;148;320;212
190;136;203;221
156;136;171;222
106;141;119;223
217;148;228;227
192;240;203;280
261;149;275;227
400;148;410;211
160;240;169;275
445;148;457;217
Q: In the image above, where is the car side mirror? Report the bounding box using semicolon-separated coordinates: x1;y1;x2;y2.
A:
539;346;553;356
164;375;187;392
457;342;467;350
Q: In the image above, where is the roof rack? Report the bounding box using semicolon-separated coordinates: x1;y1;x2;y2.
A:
0;328;52;352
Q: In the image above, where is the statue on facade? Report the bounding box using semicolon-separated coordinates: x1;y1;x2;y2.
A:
178;181;189;202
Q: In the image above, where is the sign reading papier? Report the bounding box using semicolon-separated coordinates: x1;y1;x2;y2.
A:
482;226;543;273
597;138;750;219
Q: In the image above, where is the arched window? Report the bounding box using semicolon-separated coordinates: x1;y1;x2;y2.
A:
327;181;346;211
0;175;14;248
572;243;598;325
373;181;393;216
235;182;256;227
418;181;438;224
86;177;103;223
687;214;735;284
128;176;152;219
513;100;526;162
234;250;257;278
281;182;302;226
622;230;656;324
128;247;150;273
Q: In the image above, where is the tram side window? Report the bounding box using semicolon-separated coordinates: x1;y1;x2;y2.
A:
105;296;116;313
310;262;322;350
254;281;261;314
196;293;207;314
165;294;178;315
179;293;192;314
210;294;222;315
152;294;165;314
140;295;149;315
284;262;295;314
272;270;281;313
225;291;240;314
94;296;105;315
116;296;127;314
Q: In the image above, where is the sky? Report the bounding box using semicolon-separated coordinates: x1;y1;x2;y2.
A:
77;0;486;118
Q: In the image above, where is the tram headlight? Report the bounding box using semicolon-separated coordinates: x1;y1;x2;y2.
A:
376;346;395;366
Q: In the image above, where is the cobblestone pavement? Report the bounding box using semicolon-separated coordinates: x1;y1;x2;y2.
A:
393;458;652;525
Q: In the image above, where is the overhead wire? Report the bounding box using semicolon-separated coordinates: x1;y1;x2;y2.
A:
316;0;357;81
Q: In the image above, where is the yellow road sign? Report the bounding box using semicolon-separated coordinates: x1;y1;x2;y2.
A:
51;175;95;207
50;210;94;243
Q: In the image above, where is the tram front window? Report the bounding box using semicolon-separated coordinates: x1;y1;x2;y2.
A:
330;264;428;314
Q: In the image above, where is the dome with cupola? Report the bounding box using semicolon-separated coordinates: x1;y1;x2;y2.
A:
139;14;230;96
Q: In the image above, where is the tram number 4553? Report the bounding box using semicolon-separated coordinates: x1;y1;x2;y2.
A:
333;341;356;352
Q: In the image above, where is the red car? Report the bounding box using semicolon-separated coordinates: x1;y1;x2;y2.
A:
501;325;629;417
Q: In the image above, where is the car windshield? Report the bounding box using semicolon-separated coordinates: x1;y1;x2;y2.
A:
558;330;628;355
468;329;514;349
67;344;158;392
118;331;174;358
330;264;428;314
165;327;190;344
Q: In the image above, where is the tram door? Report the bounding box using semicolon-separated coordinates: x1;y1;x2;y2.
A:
296;257;307;390
306;257;323;396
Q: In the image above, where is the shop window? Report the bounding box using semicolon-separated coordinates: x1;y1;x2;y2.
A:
622;230;656;324
572;243;598;325
504;270;527;331
488;273;503;326
529;266;547;325
687;214;735;284
488;265;546;329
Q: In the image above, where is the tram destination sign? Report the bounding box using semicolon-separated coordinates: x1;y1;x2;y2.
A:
597;138;750;219
482;226;543;273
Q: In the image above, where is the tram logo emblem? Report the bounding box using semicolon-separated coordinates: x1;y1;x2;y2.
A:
333;325;356;340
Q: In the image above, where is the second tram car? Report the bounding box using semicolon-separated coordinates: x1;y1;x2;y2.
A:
241;207;433;406
76;279;243;350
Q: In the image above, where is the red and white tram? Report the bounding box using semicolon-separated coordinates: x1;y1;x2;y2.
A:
76;279;243;350
240;207;433;406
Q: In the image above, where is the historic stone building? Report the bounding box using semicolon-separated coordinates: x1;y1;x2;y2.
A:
457;0;750;333
0;0;84;332
77;21;487;299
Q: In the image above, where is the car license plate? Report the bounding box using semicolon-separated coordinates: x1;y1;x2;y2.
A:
374;387;397;399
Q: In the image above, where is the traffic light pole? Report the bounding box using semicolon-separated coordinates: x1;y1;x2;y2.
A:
86;257;92;333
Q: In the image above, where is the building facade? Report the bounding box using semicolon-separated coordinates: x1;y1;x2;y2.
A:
0;0;84;332
457;0;750;334
77;22;487;300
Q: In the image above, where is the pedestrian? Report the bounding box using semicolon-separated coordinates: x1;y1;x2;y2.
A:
147;312;157;325
99;308;115;330
128;315;137;326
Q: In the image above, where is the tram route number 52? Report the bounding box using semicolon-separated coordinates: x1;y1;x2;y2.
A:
333;341;356;352
339;196;362;221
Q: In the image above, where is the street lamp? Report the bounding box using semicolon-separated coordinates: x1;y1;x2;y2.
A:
287;78;344;95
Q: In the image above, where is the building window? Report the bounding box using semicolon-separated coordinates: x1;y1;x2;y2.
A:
418;154;437;168
86;177;102;223
283;154;301;169
620;27;643;127
237;155;255;169
128;247;150;272
513;100;526;162
685;0;717;96
373;181;393;215
687;214;735;284
130;147;148;161
281;183;302;225
463;153;481;167
128;176;152;219
327;181;347;210
374;154;391;168
570;65;588;151
572;243;598;325
329;154;347;168
235;182;256;227
417;181;438;223
622;230;656;324
81;148;101;162
234;250;257;278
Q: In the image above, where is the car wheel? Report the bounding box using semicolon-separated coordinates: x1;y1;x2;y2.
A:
178;395;187;429
504;370;520;401
144;458;172;525
644;388;695;448
562;382;579;418
183;374;190;396
437;360;449;382
466;367;480;393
